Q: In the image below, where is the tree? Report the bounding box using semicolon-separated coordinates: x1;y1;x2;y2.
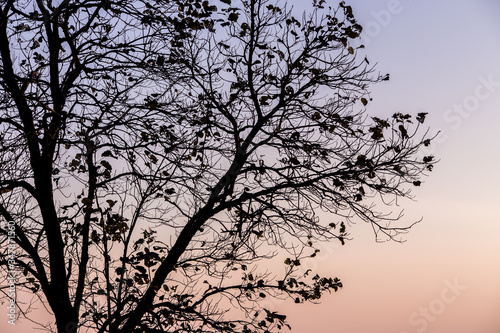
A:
0;0;435;332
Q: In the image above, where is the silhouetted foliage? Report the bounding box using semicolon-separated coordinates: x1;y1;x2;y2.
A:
0;0;435;332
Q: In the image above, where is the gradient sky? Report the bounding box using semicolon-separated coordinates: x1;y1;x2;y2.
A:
3;1;500;332
276;1;500;332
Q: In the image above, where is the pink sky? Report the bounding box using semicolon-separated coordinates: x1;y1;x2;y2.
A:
278;0;500;332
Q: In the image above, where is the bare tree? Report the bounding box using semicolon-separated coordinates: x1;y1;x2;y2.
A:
0;0;435;332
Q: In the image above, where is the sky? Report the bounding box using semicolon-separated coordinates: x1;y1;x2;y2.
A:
2;1;500;333
275;1;500;332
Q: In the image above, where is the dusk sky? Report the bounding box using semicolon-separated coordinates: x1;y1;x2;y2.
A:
2;1;500;332
277;1;500;332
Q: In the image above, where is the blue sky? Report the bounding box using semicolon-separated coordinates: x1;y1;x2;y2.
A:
278;1;500;332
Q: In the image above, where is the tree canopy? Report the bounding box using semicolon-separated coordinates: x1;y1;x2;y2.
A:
0;0;435;332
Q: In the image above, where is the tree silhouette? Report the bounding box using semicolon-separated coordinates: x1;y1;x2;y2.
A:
0;0;435;332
